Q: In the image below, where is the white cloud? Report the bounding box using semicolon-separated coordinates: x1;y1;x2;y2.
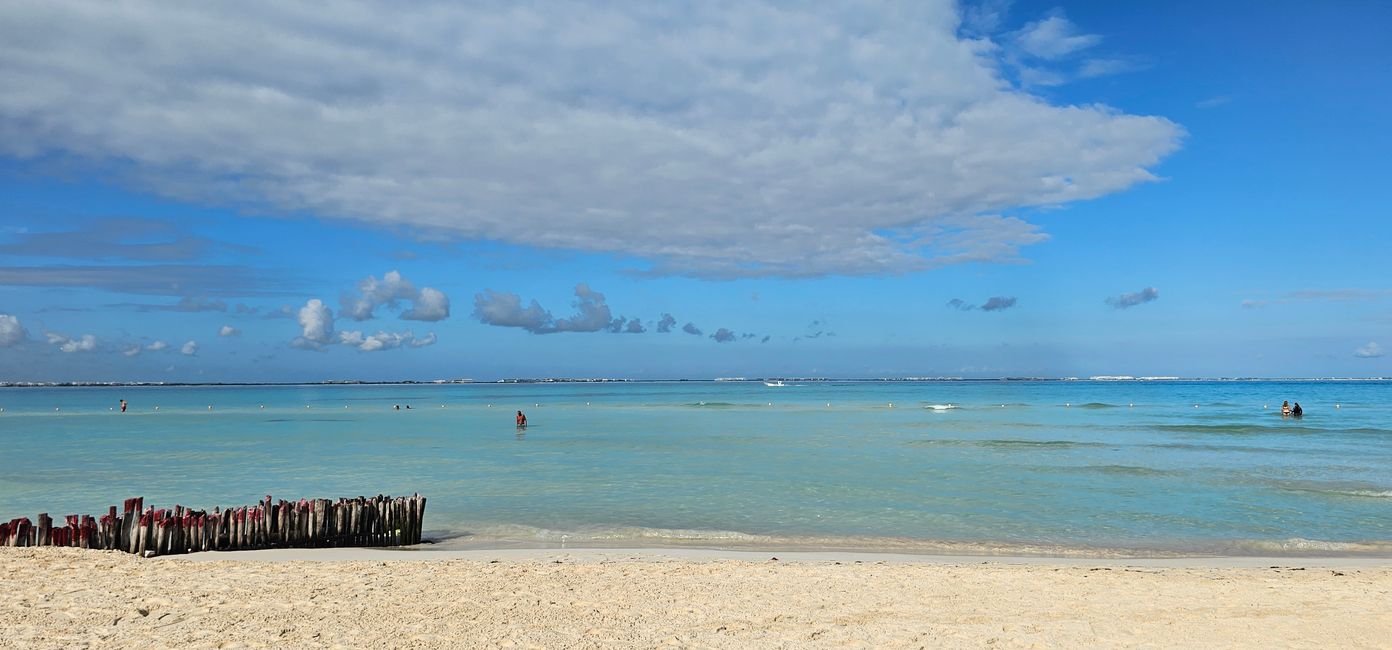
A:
219;325;240;337
0;314;25;346
180;340;198;356
473;284;616;334
1355;342;1384;359
402;286;450;322
292;298;335;349
339;329;432;352
341;270;450;322
146;340;169;351
122;345;141;357
46;332;97;353
0;1;1181;277
1014;14;1101;60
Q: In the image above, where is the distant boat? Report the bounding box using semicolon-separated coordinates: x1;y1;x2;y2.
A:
764;381;786;387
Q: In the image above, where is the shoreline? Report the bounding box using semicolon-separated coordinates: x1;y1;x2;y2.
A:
161;545;1392;568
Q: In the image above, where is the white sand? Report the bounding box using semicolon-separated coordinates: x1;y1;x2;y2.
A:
4;546;1390;649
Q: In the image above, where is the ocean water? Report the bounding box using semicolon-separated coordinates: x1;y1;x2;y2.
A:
1;381;1388;557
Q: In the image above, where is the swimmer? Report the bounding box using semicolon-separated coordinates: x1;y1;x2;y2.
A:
516;410;527;427
119;399;127;413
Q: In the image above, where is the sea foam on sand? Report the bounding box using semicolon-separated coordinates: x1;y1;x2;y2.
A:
2;547;1390;649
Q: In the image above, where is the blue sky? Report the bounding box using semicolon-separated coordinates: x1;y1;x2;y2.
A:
1;0;1388;381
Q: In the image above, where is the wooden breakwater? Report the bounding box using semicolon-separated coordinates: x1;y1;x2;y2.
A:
0;494;426;557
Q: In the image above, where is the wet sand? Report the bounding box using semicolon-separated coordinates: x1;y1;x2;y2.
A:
3;547;1390;648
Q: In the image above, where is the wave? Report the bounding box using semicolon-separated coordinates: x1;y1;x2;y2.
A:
909;439;1108;450
1154;423;1392;436
1144;442;1298;454
1078;464;1177;477
923;404;958;411
1270;480;1392;500
1073;402;1118;409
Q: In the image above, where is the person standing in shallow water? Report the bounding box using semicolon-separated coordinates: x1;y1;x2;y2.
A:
516;410;527;427
1281;400;1292;417
119;399;127;413
1292;402;1304;417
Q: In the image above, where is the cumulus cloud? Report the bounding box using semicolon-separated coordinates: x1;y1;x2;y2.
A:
682;323;703;336
408;332;437;348
122;345;141;357
472;284;615;334
218;325;240;337
656;314;677;333
292;299;335;349
0;314;26;347
180;340;198;356
1106;287;1159;310
623;319;646;334
1355;342;1384;359
338;329;435;351
947;298;973;311
46;332;98;353
402;286;450;321
710;328;736;343
146;340;169;352
0;1;1181;278
342;271;450;322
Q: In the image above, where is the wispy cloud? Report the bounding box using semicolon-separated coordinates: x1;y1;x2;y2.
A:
0;217;251;262
1106;287;1159;310
682;323;703;336
0;1;1180;277
948;296;1018;312
656;314;677;333
710;328;736;343
0;265;284;297
218;325;240;337
1354;342;1384;359
1196;95;1233;109
1241;288;1392;309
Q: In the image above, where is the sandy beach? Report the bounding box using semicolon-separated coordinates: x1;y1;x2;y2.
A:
3;547;1389;649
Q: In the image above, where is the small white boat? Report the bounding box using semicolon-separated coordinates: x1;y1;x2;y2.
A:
763;381;786;387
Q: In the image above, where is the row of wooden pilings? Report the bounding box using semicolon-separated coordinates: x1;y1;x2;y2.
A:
0;494;427;557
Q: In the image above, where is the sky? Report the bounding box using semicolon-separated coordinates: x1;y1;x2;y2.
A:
1;0;1389;382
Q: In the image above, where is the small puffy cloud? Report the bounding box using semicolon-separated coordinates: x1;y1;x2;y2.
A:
761;335;771;343
342;270;450;322
47;332;98;353
402;286;450;322
473;290;552;331
292;299;335;349
180;340;198;356
1355;342;1384;359
682;323;703;336
0;314;26;346
710;328;736;343
1015;14;1101;60
1106;287;1159;310
656;314;677;333
122;345;141;357
472;284;614;334
146;340;169;352
980;296;1017;312
947;298;973;311
409;332;437;348
624;319;646;334
218;325;240;337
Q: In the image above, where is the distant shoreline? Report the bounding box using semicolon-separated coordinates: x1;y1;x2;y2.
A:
3;377;1389;388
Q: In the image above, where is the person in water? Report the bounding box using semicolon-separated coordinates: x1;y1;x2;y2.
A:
516;410;527;427
1281;400;1292;416
1292;402;1304;417
119;399;127;413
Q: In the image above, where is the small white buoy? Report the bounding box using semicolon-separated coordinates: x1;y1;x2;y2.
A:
1263;404;1268;409
109;407;113;411
55;407;60;411
1129;403;1134;407
155;406;159;411
487;404;492;408
535;403;539;407
827;403;832;407
305;405;311;409
1065;403;1070;407
208;405;212;410
344;405;349;409
586;402;591;406
440;404;445;408
888;402;893;408
1194;404;1199;408
1336;404;1341;409
260;405;265;409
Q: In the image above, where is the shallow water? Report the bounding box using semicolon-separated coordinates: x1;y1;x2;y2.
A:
1;381;1388;556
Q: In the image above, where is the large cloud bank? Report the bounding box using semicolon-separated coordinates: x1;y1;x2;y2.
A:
0;1;1181;277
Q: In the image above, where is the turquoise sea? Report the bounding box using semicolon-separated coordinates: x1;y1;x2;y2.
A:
1;381;1388;557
